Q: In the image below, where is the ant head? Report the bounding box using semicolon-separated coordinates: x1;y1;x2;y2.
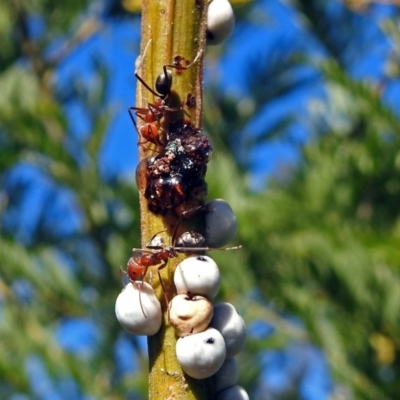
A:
155;69;173;98
126;256;144;281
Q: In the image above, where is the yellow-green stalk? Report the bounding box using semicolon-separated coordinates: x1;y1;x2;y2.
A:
135;1;212;398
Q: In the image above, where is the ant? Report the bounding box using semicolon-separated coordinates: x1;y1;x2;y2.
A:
125;230;209;297
128;65;174;150
128;66;182;151
129;52;203;150
123;220;240;317
123;230;197;317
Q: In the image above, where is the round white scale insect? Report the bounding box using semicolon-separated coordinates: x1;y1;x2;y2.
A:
210;302;246;358
176;327;226;379
174;255;221;300
216;385;250;400
205;199;238;247
213;357;239;392
115;282;162;336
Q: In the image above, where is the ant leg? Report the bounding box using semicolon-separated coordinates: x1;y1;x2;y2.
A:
156;260;170;306
148;101;180;115
128;107;147;142
135;72;160;98
128;109;147;150
164;49;204;74
137;280;147;319
146;229;168;249
147;103;163;119
173;244;243;254
137;259;152;319
181;205;205;219
171;215;184;245
170;205;206;244
129;106;151;121
128;107;139;131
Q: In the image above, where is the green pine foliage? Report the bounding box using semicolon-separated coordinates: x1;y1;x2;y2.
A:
1;1;400;399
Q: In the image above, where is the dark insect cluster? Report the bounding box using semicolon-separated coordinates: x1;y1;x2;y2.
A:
143;123;212;215
132;57;213;217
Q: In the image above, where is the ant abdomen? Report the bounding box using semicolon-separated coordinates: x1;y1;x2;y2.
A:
175;231;206;248
155;69;173;98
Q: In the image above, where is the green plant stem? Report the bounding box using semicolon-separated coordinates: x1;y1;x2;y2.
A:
135;1;212;399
